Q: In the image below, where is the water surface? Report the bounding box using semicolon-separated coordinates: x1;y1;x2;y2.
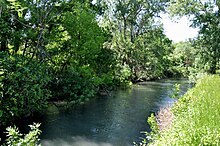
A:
38;79;191;146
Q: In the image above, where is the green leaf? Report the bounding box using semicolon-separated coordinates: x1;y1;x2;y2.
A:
0;110;3;117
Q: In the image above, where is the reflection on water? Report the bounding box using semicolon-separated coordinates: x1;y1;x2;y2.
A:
41;136;113;146
38;79;191;146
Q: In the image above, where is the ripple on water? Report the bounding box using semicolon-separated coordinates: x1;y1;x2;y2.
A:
38;79;191;146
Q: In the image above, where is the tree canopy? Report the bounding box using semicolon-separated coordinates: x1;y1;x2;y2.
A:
1;0;220;128
169;0;220;73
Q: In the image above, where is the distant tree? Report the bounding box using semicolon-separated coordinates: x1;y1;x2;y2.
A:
169;41;196;76
100;0;172;81
169;0;220;74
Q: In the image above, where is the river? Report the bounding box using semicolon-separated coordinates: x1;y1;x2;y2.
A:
35;79;191;146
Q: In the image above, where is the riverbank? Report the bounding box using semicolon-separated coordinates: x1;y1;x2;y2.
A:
143;75;220;145
0;79;190;146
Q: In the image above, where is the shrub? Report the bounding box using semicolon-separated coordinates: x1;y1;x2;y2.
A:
4;123;42;146
0;53;51;125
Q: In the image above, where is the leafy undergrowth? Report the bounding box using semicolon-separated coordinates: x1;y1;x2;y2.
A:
1;123;41;146
144;75;220;146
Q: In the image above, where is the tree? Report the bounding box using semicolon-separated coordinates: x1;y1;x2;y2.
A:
169;0;220;74
168;41;196;77
100;0;171;81
0;0;116;126
0;0;12;52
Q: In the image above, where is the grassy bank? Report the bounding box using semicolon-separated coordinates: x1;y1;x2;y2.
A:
145;75;220;145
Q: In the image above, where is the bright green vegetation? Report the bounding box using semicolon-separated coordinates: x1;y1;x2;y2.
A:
0;0;176;126
1;0;220;144
143;75;220;145
140;1;220;144
169;0;220;75
3;123;41;146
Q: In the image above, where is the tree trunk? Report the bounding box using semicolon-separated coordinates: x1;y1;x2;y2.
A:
210;56;217;74
123;16;127;40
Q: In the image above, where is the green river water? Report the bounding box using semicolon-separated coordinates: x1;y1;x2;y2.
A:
21;79;192;146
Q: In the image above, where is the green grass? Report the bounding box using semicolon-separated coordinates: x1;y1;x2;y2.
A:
148;75;220;146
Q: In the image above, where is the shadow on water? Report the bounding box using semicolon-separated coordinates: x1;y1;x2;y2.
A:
1;79;192;146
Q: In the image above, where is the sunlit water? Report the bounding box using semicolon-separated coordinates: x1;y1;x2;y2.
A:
36;79;191;146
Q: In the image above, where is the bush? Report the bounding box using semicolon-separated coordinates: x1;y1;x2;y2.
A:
48;63;98;103
0;53;51;125
3;123;42;146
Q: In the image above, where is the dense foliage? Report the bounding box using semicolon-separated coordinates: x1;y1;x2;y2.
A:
168;42;195;77
169;0;220;74
142;75;220;145
134;1;220;145
100;0;172;82
0;53;51;125
0;0;176;127
0;0;115;126
3;123;41;146
1;1;220;145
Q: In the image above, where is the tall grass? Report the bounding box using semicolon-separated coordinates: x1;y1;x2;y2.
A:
148;75;220;145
